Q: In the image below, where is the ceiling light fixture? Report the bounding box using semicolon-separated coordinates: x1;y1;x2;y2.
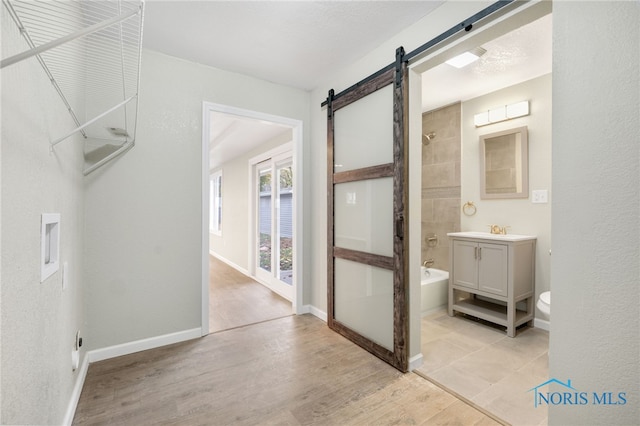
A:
445;46;487;68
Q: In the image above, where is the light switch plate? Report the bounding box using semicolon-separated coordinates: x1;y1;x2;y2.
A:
532;190;548;203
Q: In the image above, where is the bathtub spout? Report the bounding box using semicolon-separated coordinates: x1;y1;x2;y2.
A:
423;259;435;268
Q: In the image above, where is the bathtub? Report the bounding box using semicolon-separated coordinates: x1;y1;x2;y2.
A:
421;266;449;316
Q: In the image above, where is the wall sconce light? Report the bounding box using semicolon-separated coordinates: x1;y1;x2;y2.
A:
474;100;530;127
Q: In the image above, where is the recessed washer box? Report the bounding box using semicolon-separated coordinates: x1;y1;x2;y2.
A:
41;213;60;282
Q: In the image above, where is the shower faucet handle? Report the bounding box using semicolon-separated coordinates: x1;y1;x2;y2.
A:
425;233;438;246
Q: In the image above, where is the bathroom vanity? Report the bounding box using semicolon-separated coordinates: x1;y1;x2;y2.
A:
447;232;536;337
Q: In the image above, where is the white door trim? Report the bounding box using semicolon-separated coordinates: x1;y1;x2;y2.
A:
201;101;304;336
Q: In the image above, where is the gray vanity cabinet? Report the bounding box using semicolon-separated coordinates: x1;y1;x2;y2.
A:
451;240;508;297
447;232;536;337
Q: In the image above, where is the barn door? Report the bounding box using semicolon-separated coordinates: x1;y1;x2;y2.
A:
327;48;409;371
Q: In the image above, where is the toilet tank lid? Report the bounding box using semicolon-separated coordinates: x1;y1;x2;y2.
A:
540;291;550;304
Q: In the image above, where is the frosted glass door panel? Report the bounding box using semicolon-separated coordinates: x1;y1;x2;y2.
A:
333;85;393;172
334;178;393;257
334;259;393;351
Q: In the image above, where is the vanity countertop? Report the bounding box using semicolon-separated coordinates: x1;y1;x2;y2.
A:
447;231;536;242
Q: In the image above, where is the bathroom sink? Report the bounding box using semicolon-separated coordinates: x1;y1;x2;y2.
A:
447;231;536;241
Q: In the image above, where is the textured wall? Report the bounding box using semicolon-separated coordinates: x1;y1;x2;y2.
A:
1;9;85;425
421;103;461;271
83;50;310;350
550;2;639;424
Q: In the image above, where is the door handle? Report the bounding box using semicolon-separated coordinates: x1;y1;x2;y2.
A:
395;216;404;240
474;246;477;259
478;247;482;260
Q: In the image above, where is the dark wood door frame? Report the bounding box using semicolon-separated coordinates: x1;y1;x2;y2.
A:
327;48;409;372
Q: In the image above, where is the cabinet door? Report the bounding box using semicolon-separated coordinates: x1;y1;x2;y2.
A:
452;240;478;289
478;243;508;296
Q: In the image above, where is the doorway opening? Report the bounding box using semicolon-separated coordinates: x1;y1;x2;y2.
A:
410;4;551;425
201;102;304;336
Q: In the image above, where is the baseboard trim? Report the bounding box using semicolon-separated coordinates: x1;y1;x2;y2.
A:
87;328;202;363
302;304;327;322
64;328;201;424
209;251;250;277
63;353;90;426
534;317;550;331
408;353;424;371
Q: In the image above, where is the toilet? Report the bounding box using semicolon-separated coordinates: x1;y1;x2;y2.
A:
537;291;551;319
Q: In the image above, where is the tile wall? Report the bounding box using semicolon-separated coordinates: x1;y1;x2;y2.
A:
421;102;461;271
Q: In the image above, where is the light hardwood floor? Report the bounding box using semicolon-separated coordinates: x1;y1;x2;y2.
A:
74;258;498;425
73;314;501;425
209;256;292;332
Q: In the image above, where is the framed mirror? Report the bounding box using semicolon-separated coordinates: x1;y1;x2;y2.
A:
479;126;528;199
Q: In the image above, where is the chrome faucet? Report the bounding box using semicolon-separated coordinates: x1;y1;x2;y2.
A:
423;259;435;268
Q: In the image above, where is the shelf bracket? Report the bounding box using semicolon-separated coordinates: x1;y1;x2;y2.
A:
50;95;138;148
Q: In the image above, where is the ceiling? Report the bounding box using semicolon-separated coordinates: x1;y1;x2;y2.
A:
142;1;551;167
209;112;290;169
143;0;444;91
421;14;552;111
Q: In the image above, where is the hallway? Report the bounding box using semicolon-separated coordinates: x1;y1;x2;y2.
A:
209;256;292;332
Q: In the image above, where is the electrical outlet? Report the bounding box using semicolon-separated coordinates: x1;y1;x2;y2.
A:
532;190;548;204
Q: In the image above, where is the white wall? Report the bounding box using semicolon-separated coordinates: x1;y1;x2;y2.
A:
550;2;639;425
461;74;552;308
1;11;86;425
210;130;292;270
83;50;310;350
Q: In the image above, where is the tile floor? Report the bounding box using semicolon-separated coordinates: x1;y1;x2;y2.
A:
418;309;549;426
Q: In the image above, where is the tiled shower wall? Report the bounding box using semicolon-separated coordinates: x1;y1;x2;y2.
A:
421;102;461;271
